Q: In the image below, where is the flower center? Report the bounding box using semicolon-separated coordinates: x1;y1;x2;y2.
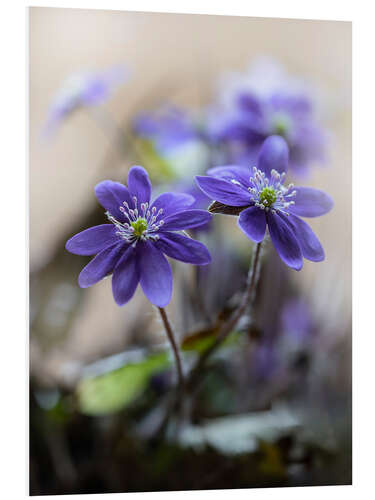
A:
105;195;164;247
246;166;297;215
131;217;148;237
259;187;277;207
271;112;293;138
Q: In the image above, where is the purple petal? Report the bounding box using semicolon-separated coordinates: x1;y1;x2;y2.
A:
257;135;289;177
133;106;197;151
81;66;128;105
150;192;195;218
238;206;266;243
289;187;334;218
195;175;250;206
81;76;109;105
156;232;211;265
78;241;128;288
206;165;252;188
128;166;152;205
218;121;265;144
138;242;172;307
253;343;279;381
269;93;312;117
281;298;314;341
95;180;133;221
66;224;119;255
281;214;325;262
112;246;140;306
237;93;264;118
267;212;303;271
230;147;260;169
161;209;212;231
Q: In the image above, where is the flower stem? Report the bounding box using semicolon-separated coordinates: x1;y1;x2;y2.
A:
187;241;263;391
158;307;185;388
153;242;263;440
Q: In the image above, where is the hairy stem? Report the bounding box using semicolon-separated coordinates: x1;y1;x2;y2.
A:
158;307;185;388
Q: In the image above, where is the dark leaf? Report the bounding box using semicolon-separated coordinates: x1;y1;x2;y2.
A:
208;200;249;216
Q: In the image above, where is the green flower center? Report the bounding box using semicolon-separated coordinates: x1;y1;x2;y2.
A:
272;112;293;138
131;218;148;237
259;187;277;207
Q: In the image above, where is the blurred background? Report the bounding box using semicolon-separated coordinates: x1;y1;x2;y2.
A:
29;7;351;495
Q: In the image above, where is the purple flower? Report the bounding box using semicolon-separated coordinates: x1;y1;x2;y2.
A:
195;136;333;271
280;298;315;343
133;106;212;231
252;342;279;382
66;166;212;307
208;59;327;177
44;66;128;136
133;105;211;179
133;105;200;154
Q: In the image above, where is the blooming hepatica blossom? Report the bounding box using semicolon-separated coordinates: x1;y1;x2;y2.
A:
66;166;212;307
133;105;211;179
44;65;128;136
208;59;326;177
195;136;333;271
133;106;200;154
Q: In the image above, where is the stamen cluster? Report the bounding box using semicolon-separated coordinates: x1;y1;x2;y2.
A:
106;196;164;246
247;167;297;215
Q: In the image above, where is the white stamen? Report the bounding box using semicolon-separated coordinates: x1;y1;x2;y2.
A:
246;166;297;215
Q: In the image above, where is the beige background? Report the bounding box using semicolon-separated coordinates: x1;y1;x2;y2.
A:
29;8;351;382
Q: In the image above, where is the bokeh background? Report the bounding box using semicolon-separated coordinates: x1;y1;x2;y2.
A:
29;7;351;495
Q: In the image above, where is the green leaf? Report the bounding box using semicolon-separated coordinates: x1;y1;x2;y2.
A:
181;326;219;353
181;327;241;354
77;352;170;416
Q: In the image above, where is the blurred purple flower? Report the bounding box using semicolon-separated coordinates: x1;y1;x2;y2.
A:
133;105;211;179
44;65;128;136
133;106;212;231
252;342;279;382
208;59;327;177
196;136;333;270
133;105;200;154
280;298;315;343
66;166;212;307
177;182;212;232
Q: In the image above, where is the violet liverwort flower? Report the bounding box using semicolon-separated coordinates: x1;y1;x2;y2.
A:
195;136;333;271
281;298;315;343
133;106;200;153
133;107;212;231
133;105;211;179
208;59;327;177
44;66;128;136
66;166;212;307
